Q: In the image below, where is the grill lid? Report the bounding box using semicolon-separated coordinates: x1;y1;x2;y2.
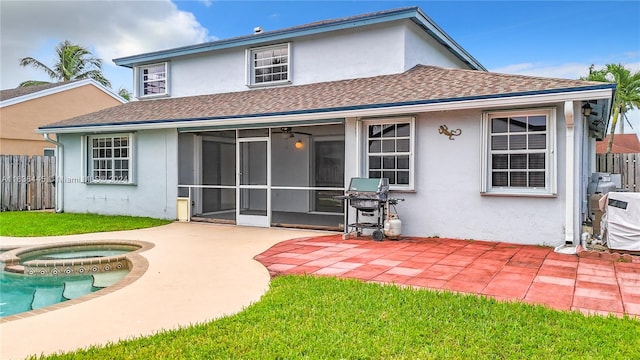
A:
346;177;389;196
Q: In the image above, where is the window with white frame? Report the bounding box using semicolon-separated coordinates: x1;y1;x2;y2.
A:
88;134;133;183
482;108;556;195
248;43;290;86
364;117;414;189
139;63;168;97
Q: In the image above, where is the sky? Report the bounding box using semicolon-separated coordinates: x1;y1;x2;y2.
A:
1;0;639;132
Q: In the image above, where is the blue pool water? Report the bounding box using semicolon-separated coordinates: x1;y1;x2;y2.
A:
0;245;136;318
0;268;128;318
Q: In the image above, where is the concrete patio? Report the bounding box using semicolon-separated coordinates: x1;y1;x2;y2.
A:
257;234;640;317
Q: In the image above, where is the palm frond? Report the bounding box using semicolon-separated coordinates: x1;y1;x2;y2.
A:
18;57;57;80
18;80;52;87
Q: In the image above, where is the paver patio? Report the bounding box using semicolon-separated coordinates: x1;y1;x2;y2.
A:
256;235;640;318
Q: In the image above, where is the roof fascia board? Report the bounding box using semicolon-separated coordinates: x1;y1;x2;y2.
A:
38;86;614;134
1;79;127;108
178;118;345;133
114;7;483;70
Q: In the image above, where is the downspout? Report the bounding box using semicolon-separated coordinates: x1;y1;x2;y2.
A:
563;101;575;245
43;133;63;213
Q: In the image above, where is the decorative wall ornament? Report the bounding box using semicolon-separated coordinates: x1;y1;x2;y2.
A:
438;125;462;140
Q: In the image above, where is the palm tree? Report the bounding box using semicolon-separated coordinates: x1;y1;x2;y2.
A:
581;64;640;153
19;40;111;88
117;87;131;101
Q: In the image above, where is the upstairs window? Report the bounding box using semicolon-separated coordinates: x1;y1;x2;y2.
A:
139;63;168;97
248;43;290;86
87;134;134;184
481;108;556;196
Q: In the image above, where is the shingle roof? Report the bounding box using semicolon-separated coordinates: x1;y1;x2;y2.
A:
0;81;80;101
596;134;640;154
40;65;613;130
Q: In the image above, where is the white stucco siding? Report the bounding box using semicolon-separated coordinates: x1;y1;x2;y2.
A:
384;107;567;245
164;22;462;97
59;129;179;220
291;23;405;84
403;20;470;70
170;49;247;97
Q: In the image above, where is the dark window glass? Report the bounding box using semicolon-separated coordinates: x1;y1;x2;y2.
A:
509;135;526;150
529;172;545;187
510;172;527;187
492;118;508;133
397;171;409;184
529;154;545;169
492;172;508;187
492;136;508;150
509;117;527;132
510;154;527;169
369;156;381;169
492;154;508;169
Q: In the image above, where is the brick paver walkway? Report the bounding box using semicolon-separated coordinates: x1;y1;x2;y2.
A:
255;235;640;318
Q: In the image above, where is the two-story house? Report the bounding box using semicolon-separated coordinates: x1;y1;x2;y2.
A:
37;7;615;246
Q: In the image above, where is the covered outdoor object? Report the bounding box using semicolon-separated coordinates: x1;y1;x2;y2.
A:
604;192;640;251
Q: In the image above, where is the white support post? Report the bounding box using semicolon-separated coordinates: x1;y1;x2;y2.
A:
564;101;575;244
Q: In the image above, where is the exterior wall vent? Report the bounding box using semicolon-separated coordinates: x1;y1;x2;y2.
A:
253;26;263;34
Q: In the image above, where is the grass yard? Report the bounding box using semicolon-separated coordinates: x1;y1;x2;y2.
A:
33;275;640;359
0;212;171;236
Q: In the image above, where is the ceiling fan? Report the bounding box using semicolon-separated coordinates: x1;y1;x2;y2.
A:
273;127;312;139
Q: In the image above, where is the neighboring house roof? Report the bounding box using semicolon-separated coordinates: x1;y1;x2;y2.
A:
114;7;486;71
0;81;79;101
0;79;126;107
596;134;640;153
39;65;614;132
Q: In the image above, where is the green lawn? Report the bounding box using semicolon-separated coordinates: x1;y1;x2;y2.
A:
34;275;640;359
0;212;172;236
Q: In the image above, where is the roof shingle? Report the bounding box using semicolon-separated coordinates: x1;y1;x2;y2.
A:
0;81;80;101
40;65;612;130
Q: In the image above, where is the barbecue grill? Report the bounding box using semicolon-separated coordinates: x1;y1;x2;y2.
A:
341;177;390;241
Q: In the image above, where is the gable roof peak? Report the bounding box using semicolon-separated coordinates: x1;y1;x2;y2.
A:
113;6;484;71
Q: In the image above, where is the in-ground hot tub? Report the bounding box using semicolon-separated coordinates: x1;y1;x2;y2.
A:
0;240;153;319
0;240;146;276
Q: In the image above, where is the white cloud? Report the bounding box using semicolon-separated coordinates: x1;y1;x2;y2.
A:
0;0;212;91
197;0;213;7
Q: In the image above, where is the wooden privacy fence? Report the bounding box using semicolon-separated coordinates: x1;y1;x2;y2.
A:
596;153;639;192
1;155;56;211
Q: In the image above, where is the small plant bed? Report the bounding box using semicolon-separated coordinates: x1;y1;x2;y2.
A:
33;275;640;359
0;212;171;237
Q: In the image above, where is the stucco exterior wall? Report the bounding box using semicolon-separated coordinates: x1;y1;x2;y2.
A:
165;21;470;98
403;21;468;70
59;129;178;219
346;106;568;246
0;84;122;156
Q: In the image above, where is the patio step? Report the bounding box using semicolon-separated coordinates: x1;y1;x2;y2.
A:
62;278;94;300
31;286;64;310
